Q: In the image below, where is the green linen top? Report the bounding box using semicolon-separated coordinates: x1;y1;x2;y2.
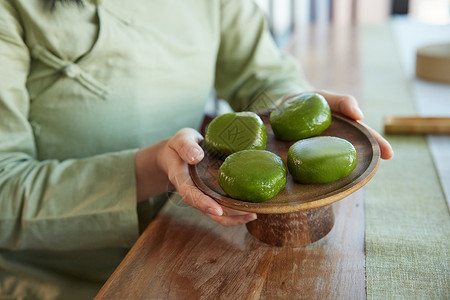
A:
0;0;311;299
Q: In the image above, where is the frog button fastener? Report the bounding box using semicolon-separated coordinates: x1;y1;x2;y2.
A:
63;64;82;78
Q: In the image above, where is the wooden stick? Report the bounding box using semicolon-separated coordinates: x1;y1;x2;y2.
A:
384;116;450;134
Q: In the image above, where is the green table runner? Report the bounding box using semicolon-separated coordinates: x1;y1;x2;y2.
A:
361;24;450;299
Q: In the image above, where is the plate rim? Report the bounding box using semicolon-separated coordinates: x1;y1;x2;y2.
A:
189;113;380;214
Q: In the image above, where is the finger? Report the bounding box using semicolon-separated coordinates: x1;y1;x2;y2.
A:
318;90;364;121
168;128;205;165
168;158;258;225
181;180;224;216
206;212;257;227
366;126;394;160
166;157;224;216
178;175;259;226
222;206;256;217
359;122;394;160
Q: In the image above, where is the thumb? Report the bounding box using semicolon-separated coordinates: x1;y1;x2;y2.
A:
167;128;205;165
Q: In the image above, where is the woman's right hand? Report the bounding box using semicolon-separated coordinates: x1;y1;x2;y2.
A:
135;128;257;226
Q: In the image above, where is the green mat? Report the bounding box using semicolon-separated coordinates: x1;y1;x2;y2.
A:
361;24;450;299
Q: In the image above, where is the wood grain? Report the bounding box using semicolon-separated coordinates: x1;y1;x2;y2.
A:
96;191;365;300
96;25;368;299
246;205;335;247
384;116;450;134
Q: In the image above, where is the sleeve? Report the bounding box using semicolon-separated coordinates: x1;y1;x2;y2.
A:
0;2;139;251
215;0;313;112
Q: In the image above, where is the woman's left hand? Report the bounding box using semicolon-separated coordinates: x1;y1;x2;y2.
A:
318;90;393;160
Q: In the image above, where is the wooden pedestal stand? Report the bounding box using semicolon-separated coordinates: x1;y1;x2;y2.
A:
246;205;335;247
190;113;379;247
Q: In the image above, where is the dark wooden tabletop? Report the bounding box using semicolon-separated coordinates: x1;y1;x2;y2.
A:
95;25;366;299
96;192;364;299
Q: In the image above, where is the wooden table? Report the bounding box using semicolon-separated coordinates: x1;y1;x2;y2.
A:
96;25;367;299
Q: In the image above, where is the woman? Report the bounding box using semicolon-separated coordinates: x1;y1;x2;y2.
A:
0;0;393;299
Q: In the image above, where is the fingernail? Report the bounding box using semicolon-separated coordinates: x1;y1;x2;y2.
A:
352;106;364;119
206;207;222;216
246;214;257;222
187;147;201;162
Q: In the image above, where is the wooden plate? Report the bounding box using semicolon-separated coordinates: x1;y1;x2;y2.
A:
189;113;380;214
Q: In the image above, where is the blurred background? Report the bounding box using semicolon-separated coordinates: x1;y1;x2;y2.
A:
248;0;450;209
256;0;450;94
209;0;450;114
255;0;450;45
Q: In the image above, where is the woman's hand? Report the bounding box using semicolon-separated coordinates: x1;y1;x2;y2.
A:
280;91;394;160
318;90;393;160
135;128;257;226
